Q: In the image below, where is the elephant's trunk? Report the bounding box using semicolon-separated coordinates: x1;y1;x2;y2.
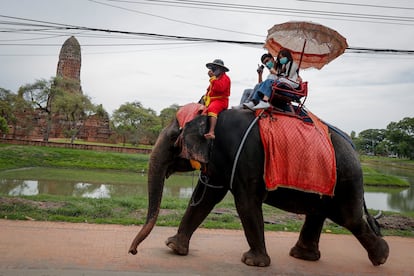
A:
129;134;172;255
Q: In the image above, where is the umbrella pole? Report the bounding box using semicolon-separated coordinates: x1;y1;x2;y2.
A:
297;39;307;74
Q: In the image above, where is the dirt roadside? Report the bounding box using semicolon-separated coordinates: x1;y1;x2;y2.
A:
1;197;414;232
0;219;413;276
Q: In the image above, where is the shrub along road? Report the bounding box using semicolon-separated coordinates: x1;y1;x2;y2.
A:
0;219;412;276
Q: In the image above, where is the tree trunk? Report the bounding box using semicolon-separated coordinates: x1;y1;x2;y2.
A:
43;111;52;142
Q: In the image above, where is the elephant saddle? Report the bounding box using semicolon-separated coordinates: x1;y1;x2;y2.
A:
176;103;206;129
258;110;337;196
175;103;210;164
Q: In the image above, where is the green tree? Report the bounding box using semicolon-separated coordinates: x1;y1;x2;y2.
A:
375;139;392;156
18;77;98;143
0;88;15;133
18;78;63;141
357;129;386;155
0;116;8;135
95;104;109;119
0;88;14;119
112;101;161;145
1;87;34;138
159;104;179;129
53;87;95;143
386;117;414;159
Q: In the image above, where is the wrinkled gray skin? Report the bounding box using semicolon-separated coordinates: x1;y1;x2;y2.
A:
129;109;389;267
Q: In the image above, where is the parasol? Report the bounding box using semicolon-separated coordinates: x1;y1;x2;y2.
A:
264;21;348;70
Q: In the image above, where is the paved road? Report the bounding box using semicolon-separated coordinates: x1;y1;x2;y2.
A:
0;219;412;275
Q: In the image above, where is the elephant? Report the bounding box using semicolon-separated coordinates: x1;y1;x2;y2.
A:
129;106;389;267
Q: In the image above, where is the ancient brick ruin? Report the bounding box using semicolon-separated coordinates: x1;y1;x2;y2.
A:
57;36;82;87
8;36;112;142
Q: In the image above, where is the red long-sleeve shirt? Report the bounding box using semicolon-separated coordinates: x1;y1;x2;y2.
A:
205;72;231;117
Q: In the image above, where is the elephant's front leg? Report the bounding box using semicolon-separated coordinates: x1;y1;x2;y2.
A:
166;179;228;255
290;214;325;261
234;187;271;267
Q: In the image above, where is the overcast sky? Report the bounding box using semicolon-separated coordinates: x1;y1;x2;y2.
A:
1;0;413;134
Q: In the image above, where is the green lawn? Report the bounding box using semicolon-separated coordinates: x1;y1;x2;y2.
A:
0;143;149;172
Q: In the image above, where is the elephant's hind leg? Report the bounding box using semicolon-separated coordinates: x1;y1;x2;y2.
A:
290;214;325;261
356;231;389;266
344;217;389;266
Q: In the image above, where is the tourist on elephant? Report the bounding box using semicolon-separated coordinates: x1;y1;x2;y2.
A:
202;59;231;139
244;49;301;110
235;53;278;109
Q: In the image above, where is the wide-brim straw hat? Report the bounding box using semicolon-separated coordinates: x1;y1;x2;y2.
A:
206;59;229;72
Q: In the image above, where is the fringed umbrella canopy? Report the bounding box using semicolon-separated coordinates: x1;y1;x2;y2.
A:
264;21;348;69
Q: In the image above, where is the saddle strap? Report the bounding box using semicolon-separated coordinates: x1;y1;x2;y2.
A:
229;110;264;190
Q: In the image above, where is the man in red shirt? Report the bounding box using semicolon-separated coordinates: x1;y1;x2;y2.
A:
203;59;231;139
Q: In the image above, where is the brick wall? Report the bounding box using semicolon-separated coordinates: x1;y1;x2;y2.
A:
0;138;151;155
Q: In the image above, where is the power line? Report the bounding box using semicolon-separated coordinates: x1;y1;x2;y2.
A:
96;0;414;25
0;14;413;55
0;42;210;56
0;14;260;43
296;0;414;11
88;0;263;37
0;42;207;47
346;46;414;55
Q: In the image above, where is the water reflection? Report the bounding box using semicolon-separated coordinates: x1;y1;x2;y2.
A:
0;178;194;199
365;192;401;212
363;162;414;213
365;187;413;213
1;179;113;198
73;183;111;198
388;188;414;212
8;180;39;196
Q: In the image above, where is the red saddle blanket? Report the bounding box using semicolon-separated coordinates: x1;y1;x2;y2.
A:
258;111;337;196
176;103;206;128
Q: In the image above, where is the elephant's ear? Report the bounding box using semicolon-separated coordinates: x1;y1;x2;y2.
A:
180;115;211;164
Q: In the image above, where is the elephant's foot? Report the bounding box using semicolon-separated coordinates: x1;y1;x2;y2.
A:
165;234;189;256
241;250;271;267
367;238;389;266
289;242;320;261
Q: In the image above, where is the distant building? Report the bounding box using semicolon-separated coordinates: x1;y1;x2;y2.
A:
56;36;82;93
7;36;112;143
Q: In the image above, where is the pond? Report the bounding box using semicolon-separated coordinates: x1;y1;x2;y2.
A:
362;162;414;213
0;166;413;213
0;179;196;199
0;168;197;200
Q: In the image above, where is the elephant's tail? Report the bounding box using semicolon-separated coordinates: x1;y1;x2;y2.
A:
363;199;383;237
